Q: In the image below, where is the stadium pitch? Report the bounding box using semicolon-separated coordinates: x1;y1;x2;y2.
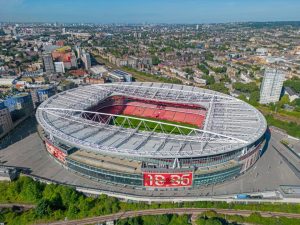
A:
112;115;198;135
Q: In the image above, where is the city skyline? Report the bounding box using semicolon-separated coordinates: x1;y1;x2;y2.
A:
0;0;300;24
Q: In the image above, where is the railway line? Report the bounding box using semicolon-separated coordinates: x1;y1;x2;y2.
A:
39;208;300;225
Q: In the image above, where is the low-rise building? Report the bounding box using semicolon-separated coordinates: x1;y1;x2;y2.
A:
90;66;107;76
84;77;105;84
170;68;188;78
112;70;132;82
193;77;207;85
0;78;16;87
284;87;299;102
54;62;65;73
28;85;56;108
57;80;76;92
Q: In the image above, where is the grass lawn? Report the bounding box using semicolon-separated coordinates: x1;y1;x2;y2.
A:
112;115;198;135
257;105;300;125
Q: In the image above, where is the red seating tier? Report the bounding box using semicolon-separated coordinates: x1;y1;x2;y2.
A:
143;108;156;117
92;97;206;128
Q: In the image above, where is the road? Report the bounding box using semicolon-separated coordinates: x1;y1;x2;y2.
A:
39;208;300;225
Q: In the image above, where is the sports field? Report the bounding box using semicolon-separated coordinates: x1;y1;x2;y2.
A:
112;115;198;135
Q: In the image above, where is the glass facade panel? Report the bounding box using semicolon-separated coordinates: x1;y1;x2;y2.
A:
67;158;241;188
193;165;241;186
67;158;143;186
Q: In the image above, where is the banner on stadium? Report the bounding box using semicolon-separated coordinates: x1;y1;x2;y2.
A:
45;141;66;163
143;172;193;187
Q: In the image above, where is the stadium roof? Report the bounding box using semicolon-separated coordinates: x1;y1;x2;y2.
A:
36;82;267;159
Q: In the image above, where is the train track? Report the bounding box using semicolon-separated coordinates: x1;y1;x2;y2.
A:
39;208;300;225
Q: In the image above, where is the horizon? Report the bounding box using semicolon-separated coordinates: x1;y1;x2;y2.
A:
1;20;300;25
0;0;300;24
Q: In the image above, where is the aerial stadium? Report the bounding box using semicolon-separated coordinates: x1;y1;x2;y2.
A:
36;82;267;190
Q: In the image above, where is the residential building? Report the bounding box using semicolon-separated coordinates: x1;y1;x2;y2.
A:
43;54;55;73
70;52;77;68
57;80;76;92
113;70;132;82
75;46;82;59
54;62;65;73
3;93;33;122
29;86;56;108
0;78;16;87
81;53;91;70
284;87;299;102
84;77;105;84
90;66;107;76
259;68;285;104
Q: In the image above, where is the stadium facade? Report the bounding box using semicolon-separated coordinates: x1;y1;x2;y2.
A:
36;82;267;190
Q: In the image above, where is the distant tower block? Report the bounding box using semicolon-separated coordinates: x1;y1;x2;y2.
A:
43;54;55;74
259;68;285;104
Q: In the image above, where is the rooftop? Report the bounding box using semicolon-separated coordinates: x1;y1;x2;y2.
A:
36;82;267;159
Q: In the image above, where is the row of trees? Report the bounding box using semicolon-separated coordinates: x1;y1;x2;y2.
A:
198;64;210;75
284;77;300;94
211;66;227;74
203;51;214;61
196;210;300;225
198;63;227;76
208;83;229;95
0;177;121;224
233;82;259;93
117;214;190;225
202;75;215;85
234;82;260;106
1;177;300;224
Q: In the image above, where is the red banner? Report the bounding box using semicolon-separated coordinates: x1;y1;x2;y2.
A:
45;141;66;163
143;172;193;187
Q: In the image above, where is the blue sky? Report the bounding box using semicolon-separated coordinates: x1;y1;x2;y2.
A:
0;0;299;23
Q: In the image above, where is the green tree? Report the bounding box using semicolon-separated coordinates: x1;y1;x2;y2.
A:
198;64;210;75
35;199;52;218
56;185;80;208
212;67;227;74
205;218;223;225
278;94;290;108
169;214;190;225
202;75;215;85
209;83;229;94
249;91;260;105
233;82;259;93
152;56;161;65
18;177;44;202
196;217;207;225
184;68;194;75
66;204;80;219
284;77;300;94
238;94;248;102
292;98;300;107
204;51;214;61
142;215;170;225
